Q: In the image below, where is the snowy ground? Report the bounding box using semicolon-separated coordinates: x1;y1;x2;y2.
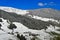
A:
0;18;60;40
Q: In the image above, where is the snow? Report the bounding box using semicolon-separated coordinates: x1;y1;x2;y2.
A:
0;6;29;15
13;22;29;33
28;15;59;23
0;30;19;40
0;18;60;40
46;25;60;34
0;18;11;33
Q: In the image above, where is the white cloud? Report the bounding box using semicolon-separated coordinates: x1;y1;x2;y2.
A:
38;3;45;6
49;2;56;6
50;2;54;3
38;2;56;6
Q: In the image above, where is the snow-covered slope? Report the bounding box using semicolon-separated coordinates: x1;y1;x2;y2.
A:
0;6;60;40
0;6;29;15
28;15;59;23
0;18;60;40
0;30;18;40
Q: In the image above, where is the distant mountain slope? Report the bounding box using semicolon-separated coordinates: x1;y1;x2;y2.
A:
28;8;60;20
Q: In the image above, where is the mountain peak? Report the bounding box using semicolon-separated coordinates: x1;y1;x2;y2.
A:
0;6;29;15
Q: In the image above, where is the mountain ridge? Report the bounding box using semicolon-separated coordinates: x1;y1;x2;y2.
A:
0;6;29;15
28;8;60;20
0;6;60;30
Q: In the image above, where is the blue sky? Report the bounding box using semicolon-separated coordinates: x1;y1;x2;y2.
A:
0;0;60;10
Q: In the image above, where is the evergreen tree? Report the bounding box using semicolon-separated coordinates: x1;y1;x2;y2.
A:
8;23;17;34
0;24;2;29
0;19;2;22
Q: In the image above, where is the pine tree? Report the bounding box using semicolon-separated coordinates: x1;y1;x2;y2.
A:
8;23;17;34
